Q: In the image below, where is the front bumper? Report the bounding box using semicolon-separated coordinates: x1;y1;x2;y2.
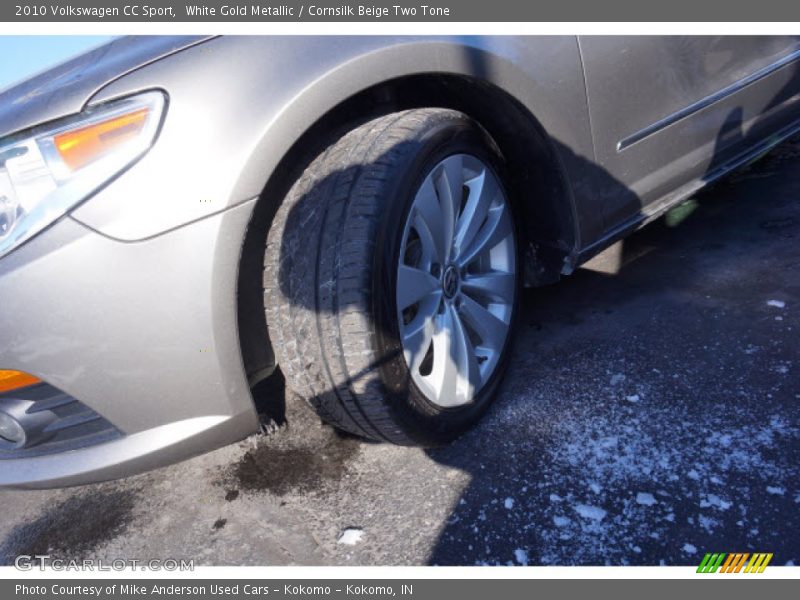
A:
0;199;261;489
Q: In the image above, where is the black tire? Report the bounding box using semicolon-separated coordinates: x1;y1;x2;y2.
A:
263;108;520;446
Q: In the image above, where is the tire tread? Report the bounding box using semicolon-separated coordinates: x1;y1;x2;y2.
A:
264;109;477;444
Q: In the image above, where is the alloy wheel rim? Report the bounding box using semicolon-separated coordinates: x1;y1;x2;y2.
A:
396;154;516;408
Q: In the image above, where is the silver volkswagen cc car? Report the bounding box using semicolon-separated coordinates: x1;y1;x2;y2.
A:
1;35;799;488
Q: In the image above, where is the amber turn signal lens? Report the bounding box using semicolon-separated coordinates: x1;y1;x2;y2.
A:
0;370;41;394
54;108;150;171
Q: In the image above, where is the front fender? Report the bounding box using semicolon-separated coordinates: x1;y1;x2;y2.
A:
71;36;595;244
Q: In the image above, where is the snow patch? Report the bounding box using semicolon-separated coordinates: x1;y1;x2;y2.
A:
766;486;785;495
683;543;697;555
599;436;618;448
636;492;657;506
610;373;626;386
504;497;515;509
514;548;529;566
337;528;364;545
698;514;718;533
625;394;641;403
700;494;732;510
766;299;786;308
574;504;607;521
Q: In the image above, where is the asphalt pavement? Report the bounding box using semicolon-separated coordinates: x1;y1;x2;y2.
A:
1;138;798;567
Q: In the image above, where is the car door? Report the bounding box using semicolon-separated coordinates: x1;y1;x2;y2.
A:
578;35;800;231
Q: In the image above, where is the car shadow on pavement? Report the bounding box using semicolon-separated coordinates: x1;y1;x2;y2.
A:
264;46;800;562
256;41;800;563
426;143;800;564
0;486;141;563
421;46;800;566
260;122;800;566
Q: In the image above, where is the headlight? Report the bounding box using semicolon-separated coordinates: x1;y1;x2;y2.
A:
0;91;166;259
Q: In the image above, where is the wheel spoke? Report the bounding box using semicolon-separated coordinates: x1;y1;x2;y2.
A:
402;296;439;372
454;169;499;257
430;306;479;406
413;178;446;264
397;265;439;310
462;271;515;304
430;312;456;402
457;203;513;267
450;304;481;401
459;294;509;351
433;155;462;264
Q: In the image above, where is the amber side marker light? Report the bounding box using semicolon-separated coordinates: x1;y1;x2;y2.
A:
0;370;41;394
54;107;150;172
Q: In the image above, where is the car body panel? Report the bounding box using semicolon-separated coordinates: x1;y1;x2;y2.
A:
0;35;208;139
72;36;597;245
0;413;255;489
579;35;800;229
0;197;260;488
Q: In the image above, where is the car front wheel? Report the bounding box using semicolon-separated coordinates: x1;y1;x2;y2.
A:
263;108;519;446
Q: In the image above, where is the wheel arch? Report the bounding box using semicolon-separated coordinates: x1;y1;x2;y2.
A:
237;47;582;383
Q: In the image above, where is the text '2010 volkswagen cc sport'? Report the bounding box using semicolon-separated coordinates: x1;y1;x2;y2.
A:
1;35;799;488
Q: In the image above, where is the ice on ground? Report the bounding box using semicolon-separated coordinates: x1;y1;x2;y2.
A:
636;492;657;506
514;548;529;566
553;516;571;527
515;361;800;567
767;299;786;308
683;543;697;555
610;373;626;386
700;494;732;510
698;514;718;533
574;504;607;521
504;497;515;509
599;436;618;448
766;486;785;495
337;528;364;545
707;432;732;447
